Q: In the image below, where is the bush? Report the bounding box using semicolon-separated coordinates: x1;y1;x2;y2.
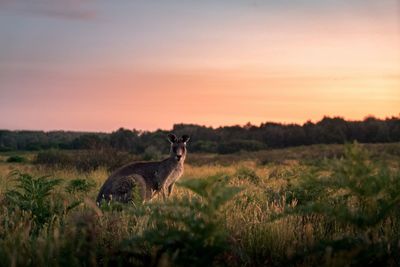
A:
5;171;63;233
274;143;400;266
235;166;261;184
6;155;26;163
65;178;96;194
122;174;242;266
34;149;71;168
217;140;266;154
34;149;136;172
142;145;162;161
191;140;218;153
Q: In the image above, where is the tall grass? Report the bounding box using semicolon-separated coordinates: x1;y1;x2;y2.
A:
274;144;400;266
0;143;399;266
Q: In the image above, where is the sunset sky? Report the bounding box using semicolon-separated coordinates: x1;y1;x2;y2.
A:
0;0;399;132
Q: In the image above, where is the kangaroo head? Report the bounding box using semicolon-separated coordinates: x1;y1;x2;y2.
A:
167;133;190;162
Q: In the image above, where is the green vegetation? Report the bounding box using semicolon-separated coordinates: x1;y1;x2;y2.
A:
1;115;399;153
65;178;96;194
274;144;400;266
123;175;242;266
34;149;136;172
6;155;26;163
0;143;399;266
5;172;64;233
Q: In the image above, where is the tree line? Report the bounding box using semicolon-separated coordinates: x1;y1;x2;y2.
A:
1;115;399;154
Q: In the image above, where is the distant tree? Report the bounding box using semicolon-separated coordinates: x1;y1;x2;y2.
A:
217;139;266;154
362;116;389;143
284;124;307;146
260;123;285;148
1;115;399;153
72;134;106;150
386;116;400;142
109;128;139;152
316;116;348;143
191;140;218;153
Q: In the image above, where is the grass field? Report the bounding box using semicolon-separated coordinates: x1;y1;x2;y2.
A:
0;143;400;266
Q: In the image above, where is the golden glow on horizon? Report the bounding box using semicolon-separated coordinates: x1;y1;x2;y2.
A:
4;67;397;132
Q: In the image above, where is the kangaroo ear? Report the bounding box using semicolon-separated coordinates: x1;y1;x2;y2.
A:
181;135;190;143
167;133;177;143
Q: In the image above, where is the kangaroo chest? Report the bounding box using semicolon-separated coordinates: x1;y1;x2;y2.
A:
164;164;184;188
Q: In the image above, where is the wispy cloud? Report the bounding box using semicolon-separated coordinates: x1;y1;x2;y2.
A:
0;0;97;20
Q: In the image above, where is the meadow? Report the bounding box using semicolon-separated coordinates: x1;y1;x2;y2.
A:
0;142;400;267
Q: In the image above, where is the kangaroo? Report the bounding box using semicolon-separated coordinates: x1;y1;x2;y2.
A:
96;133;190;204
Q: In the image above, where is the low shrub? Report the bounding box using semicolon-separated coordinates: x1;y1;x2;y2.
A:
142;145;162;161
274;143;400;266
34;149;136;172
5;171;63;233
122;174;242;266
217;140;267;154
65;178;96;194
6;155;26;163
235;166;261;184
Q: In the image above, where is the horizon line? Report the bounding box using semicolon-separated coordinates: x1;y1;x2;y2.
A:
1;113;399;134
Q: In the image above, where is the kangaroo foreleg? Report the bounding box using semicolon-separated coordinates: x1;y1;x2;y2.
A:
167;183;175;197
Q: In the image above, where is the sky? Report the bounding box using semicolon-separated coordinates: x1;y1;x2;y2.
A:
0;0;399;132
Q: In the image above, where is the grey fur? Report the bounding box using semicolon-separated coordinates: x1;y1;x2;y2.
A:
96;133;189;204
